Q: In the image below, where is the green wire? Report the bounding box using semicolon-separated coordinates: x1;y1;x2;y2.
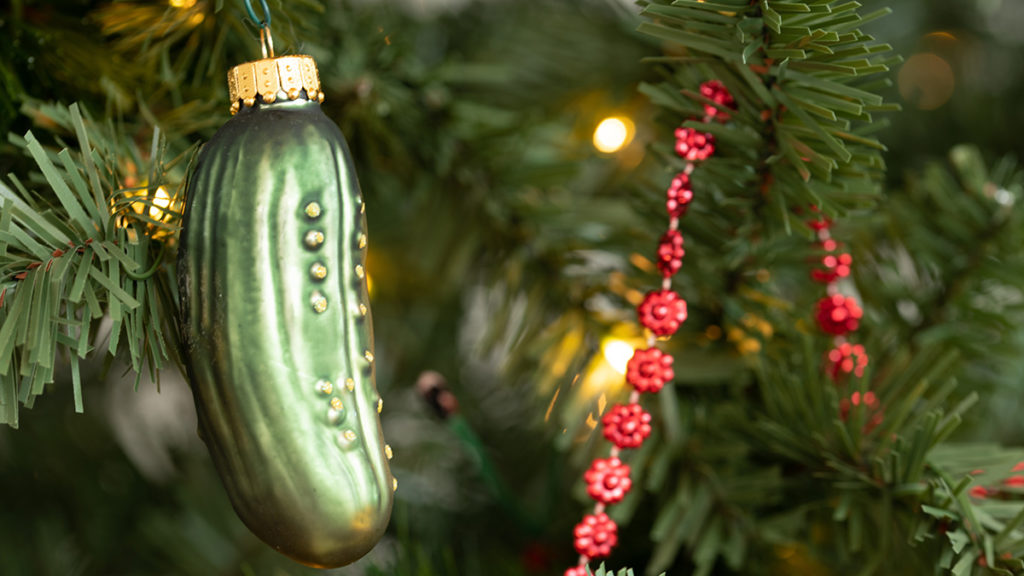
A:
123;242;166;281
242;0;271;28
448;415;543;536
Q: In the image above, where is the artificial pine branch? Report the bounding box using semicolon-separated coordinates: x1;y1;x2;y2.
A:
623;3;899;572
607;2;1024;576
2;0;1023;574
0;101;185;427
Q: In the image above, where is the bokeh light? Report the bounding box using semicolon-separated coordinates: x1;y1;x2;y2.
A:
601;337;635;375
898;52;956;110
151;186;171;219
127;185;172;220
592;116;635;154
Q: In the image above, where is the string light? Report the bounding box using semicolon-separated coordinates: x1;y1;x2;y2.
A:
592;116;634;154
113;185;179;239
601;338;635;375
147;186;172;220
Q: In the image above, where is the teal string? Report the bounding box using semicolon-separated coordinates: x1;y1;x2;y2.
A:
242;0;271;28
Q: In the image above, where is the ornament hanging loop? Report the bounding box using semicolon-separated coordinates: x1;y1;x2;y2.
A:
243;0;275;58
259;25;275;59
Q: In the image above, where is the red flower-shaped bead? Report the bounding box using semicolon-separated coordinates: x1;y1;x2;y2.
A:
638;290;687;337
584;457;632;505
815;294;862;336
657;230;685;277
839;390;884;433
1005;476;1024;488
573;512;618;559
827;342;869;380
700;80;736;121
804;205;831;231
666;173;694;217
811;240;852;284
674;127;715;161
564;567;588;576
808;218;831;232
603;403;652;449
626;348;674;393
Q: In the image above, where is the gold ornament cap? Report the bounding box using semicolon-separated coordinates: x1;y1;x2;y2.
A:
227;55;325;115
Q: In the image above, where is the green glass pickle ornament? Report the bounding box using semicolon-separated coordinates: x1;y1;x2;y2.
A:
177;52;394;568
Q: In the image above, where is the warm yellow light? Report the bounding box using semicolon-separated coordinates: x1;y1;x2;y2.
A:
601;338;635;376
593;116;634;154
169;0;197;8
127;185;172;221
898;53;955;111
924;31;957;42
150;186;171;219
366;271;374;296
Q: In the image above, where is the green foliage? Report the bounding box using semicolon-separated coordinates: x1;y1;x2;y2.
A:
638;0;899;223
0;101;187;427
547;2;1024;576
1;0;1024;575
0;0;659;574
853;145;1024;407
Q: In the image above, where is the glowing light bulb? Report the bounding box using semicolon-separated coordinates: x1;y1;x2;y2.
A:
169;0;197;8
601;338;635;375
150;186;171;219
593;116;634;154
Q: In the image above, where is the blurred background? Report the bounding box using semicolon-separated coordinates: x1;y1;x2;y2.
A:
1;0;1023;575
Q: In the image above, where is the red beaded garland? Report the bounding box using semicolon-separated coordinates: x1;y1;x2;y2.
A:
638;290;688;337
815;293;862;335
674;127;716;161
566;80;734;576
811;252;852;283
700;80;736;121
811;239;852;284
839;390;884;432
827;342;869;380
809;220;831;232
666;173;693;218
656;230;685;277
573;513;618;559
584;457;632;504
602;403;653;449
626;347;674;394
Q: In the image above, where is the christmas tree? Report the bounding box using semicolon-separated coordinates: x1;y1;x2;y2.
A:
2;0;1024;574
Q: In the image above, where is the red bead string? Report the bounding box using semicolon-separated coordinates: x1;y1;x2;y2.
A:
565;81;734;576
807;212;879;429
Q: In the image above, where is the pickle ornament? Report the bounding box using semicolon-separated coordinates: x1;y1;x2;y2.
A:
177;52;394;568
